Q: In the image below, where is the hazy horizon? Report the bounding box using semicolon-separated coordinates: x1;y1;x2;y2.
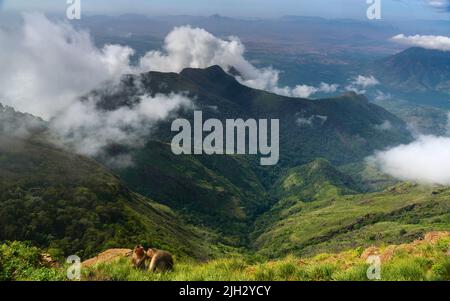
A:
1;0;450;21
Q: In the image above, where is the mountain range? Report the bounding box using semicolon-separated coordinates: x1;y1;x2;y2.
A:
373;47;450;107
376;47;450;93
0;65;448;261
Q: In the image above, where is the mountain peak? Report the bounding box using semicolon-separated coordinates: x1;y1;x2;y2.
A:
180;65;251;98
374;46;450;95
180;65;229;78
274;159;359;202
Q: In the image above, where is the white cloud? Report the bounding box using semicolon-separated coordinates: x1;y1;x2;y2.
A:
50;92;192;157
317;82;340;94
138;25;338;98
296;114;328;127
0;14;193;162
274;83;339;98
373;135;450;185
0;14;339;163
391;34;450;51
0;13;134;119
353;75;380;88
0;17;337;125
424;0;450;10
292;85;320;98
138;26;280;91
372;112;450;185
346;75;379;94
374;90;392;101
0;103;46;138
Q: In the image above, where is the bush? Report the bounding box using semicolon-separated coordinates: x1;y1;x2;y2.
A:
430;257;450;281
383;258;427;281
305;263;337;281
332;264;369;281
0;241;64;281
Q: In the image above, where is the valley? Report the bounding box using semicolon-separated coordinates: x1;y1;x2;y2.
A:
1;65;448;273
0;0;450;286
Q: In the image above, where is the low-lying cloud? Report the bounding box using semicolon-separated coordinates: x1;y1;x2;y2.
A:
274;83;339;98
296;114;328;127
0;14;340;164
139;26;282;91
373;135;450;185
0;103;46;138
0;13;134;119
139;25;339;98
372;113;450;185
50;93;192;157
0;13;192;163
345;75;379;94
424;0;450;11
391;34;450;51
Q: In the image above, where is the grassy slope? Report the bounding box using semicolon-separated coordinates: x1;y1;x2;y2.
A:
252;160;450;258
0;135;220;260
93;65;413;183
135;66;412;169
2;232;449;281
81;232;450;281
93;66;413;243
118;141;267;246
0;65;448;272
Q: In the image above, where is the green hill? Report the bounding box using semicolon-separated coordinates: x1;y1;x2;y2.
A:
88;66;413;241
0;66;447;272
0;108;221;260
3;231;449;281
272;159;360;202
253;177;450;258
373;47;450;107
375;47;450;94
82;231;450;281
97;65;412;169
118;140;268;246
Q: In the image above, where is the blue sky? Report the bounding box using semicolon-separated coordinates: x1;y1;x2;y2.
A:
1;0;449;20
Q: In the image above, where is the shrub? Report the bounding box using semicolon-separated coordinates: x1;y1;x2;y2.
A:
332;264;369;281
0;241;64;281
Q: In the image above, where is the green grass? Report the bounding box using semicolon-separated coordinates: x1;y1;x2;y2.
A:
118;141;268;246
253;167;450;258
0;136;221;260
1;93;448;277
0;241;65;281
81;232;450;281
6;237;446;282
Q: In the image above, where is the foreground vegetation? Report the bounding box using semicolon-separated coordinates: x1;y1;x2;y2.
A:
0;86;448;282
2;232;448;281
253;160;450;258
0;135;224;260
0;241;65;281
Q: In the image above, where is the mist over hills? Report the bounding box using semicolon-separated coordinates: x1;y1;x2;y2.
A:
0;13;449;274
0;104;222;259
0;63;426;257
95;66;413;245
83;65;415;236
90;65;412;168
59;14;450;110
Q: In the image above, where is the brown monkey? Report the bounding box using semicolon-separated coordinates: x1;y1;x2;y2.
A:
131;245;147;270
146;248;174;272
